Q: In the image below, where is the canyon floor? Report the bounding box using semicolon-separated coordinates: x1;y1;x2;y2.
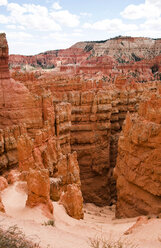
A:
0;182;161;248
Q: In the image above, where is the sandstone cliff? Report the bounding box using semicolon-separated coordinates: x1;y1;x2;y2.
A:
1;33;161;219
0;33;83;219
72;36;161;62
115;94;161;217
11;71;160;206
9;36;161;83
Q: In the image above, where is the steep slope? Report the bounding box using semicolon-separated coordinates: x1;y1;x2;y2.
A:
115;94;161;217
0;33;83;219
72;36;161;62
9;36;161;83
9;36;161;68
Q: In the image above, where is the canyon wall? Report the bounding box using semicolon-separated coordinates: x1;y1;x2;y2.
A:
1;33;161;217
115;94;161;217
15;73;160;206
0;33;83;219
53;81;160;206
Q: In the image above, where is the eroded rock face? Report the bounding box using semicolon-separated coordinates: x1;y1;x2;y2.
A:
0;176;8;191
9;36;161;83
0;33;83;219
0;34;42;129
16;113;82;218
26;168;53;216
0;195;5;213
60;184;84;219
0;33;9;79
115;95;161;218
49;80;159;206
0;175;8;213
1;33;161;218
10;70;160;206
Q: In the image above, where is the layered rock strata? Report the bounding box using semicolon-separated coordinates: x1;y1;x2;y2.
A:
0;34;42;129
12;72;160;206
9;36;161;83
115;95;161;217
0;34;83;219
1;33;161;217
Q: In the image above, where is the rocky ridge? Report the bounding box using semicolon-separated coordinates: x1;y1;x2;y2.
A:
9;36;161;83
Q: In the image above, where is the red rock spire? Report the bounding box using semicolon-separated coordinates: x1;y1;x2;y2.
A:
0;33;10;79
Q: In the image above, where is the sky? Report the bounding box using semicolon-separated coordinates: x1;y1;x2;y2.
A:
0;0;161;55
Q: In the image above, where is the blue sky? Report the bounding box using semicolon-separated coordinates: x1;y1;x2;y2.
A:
0;0;161;55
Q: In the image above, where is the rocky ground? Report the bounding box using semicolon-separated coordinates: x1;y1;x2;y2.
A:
0;182;161;248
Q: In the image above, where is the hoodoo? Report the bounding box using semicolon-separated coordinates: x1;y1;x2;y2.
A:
0;33;83;219
0;32;161;248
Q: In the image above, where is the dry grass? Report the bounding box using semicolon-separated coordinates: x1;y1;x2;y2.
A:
42;219;55;227
89;236;138;248
0;225;41;248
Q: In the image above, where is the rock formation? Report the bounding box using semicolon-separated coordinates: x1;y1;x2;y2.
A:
1;33;161;219
9;36;161;83
11;71;160;206
115;95;161;217
60;184;84;219
0;33;83;219
0;33;42;130
0;176;8;191
0;195;5;212
26;168;53;217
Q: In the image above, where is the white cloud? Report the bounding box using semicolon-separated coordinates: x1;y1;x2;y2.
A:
0;14;8;24
121;3;160;20
50;10;79;27
7;3;26;16
121;0;161;20
6;3;61;31
146;0;161;8
23;4;48;16
119;0;161;38
7;31;33;40
72;32;83;37
83;18;137;32
0;0;7;6
2;2;80;31
6;24;17;29
80;12;92;17
141;17;161;32
49;32;72;42
52;2;62;10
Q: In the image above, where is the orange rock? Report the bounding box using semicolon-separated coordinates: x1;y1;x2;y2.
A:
115;95;161;218
124;216;148;235
60;184;84;219
0;195;5;213
67;152;80;185
0;34;42;130
26;168;53;216
5;169;20;184
0;176;8;191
